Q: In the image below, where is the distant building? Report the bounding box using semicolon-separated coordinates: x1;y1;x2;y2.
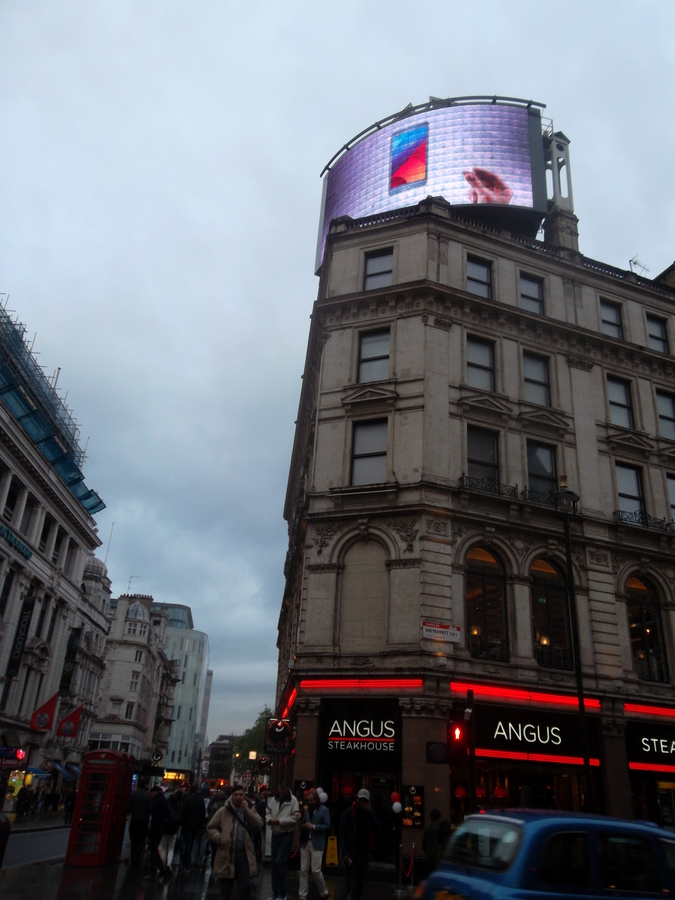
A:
196;668;213;768
0;303;107;787
89;594;178;766
152;603;210;776
208;734;235;782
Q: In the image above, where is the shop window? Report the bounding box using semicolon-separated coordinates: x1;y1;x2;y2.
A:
340;540;388;654
364;249;393;290
530;559;572;671
647;314;669;354
600;299;623;339
466;337;494;391
466;547;508;662
657;392;675;440
520;275;544;315
607;377;634;429
597;834;661;893
351;420;387;486
523;353;551;406
539;832;590;887
467;257;491;298
627;576;668;683
358;330;390;383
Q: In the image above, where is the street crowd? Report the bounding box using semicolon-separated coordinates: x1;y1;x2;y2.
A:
12;783;77;823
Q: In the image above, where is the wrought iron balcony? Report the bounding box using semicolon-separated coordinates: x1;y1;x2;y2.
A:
521;488;555;507
458;475;518;500
613;509;668;530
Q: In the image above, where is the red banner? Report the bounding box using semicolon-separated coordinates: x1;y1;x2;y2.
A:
30;693;59;732
56;705;84;738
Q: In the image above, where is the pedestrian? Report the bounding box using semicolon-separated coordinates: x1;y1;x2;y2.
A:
299;789;330;900
145;785;172;879
34;784;44;817
422;809;443;874
16;784;28;819
206;783;263;900
64;787;76;825
255;788;268;861
161;789;184;873
127;778;152;868
181;782;206;870
266;782;301;900
207;791;227;869
339;789;379;900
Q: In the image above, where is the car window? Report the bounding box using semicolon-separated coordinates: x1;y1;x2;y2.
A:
539;832;590;888
445;819;522;871
597;834;661;893
660;839;675;877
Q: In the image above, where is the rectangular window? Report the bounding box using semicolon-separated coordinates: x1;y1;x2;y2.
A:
597;834;661;893
657;392;675;440
668;475;675;521
600;299;623;339
351;420;387;486
171;750;175;763
527;442;557;500
647;314;669;354
364;249;393;290
177;706;181;719
189;708;193;721
127;622;137;635
607;377;634;428
193;673;198;686
184;654;188;668
520;275;543;314
539;832;590;887
134;650;143;663
130;673;139;692
523;354;550;406
46;604;58;642
358;330;390;383
466;337;494;391
124;703;135;720
467;257;491;298
467;427;499;484
616;463;644;516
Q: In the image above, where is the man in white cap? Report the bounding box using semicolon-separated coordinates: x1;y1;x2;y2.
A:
339;788;378;900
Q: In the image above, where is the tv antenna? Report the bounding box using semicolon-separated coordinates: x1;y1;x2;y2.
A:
629;256;649;276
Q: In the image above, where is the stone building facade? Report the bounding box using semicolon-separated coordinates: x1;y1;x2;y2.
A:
0;305;107;782
89;594;178;767
276;170;675;837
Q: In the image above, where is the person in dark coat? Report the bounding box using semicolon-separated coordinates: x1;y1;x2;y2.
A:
423;809;443;874
339;789;379;900
181;783;206;870
64;787;76;824
145;786;172;878
127;778;152;867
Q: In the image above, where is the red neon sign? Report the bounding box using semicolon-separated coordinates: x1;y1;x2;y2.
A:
629;762;675;773
281;687;297;718
450;681;601;710
300;679;423;691
16;749;26;761
624;702;675;719
476;748;600;767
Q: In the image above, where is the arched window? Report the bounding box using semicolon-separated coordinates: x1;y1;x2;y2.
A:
530;559;572;671
627;576;668;683
340;540;388;654
466;547;508;662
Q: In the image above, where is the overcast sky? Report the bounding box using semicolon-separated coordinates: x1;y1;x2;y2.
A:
0;2;673;736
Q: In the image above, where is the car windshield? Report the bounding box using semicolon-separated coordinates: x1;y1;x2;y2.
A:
445;819;522;871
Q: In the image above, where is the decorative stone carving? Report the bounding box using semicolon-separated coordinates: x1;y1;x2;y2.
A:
312;523;343;555
426;518;448;536
350;657;375;667
587;549;610;567
306;563;344;573
399;697;452;717
387;520;419;553
432;316;453;331
341;385;398;410
612;552;636;574
567;356;594;372
386;558;422;569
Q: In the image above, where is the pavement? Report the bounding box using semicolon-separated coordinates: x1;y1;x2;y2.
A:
0;858;416;900
4;812;70;832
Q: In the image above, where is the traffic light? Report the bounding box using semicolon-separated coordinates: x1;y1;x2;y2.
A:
448;702;470;765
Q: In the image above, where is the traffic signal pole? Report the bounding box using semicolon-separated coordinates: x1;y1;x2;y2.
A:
467;689;476;813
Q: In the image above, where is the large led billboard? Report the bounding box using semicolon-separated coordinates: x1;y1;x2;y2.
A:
316;99;547;270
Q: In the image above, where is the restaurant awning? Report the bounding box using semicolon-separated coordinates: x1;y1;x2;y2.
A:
26;767;50;778
66;763;81;776
51;762;74;780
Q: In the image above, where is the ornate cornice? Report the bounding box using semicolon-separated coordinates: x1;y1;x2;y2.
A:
386;558;422;569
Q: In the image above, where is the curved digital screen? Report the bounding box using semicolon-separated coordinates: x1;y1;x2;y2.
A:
316;103;546;270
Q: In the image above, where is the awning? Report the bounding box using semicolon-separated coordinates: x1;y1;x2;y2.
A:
66;763;81;776
51;761;74;780
26;767;50;778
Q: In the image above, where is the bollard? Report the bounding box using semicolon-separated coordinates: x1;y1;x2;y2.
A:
0;813;11;871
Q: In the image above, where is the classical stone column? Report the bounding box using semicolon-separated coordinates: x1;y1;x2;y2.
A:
44;522;59;562
57;535;70;570
11;488;28;532
0;471;13;517
598;707;633;819
294;697;321;785
28;505;46;547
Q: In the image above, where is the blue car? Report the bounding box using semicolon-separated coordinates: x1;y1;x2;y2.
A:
422;810;675;899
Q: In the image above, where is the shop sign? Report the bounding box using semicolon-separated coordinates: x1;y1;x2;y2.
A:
58;627;81;696
5;592;36;679
626;722;675;764
322;700;401;766
0;523;32;560
422;622;461;643
265;718;292;755
475;704;599;759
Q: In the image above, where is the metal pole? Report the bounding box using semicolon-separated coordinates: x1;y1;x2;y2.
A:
562;515;594;812
468;689;477;814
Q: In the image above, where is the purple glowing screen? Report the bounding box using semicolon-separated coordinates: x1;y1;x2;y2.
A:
317;104;535;267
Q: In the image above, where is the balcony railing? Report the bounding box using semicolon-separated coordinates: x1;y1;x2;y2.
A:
521;488;555;507
459;475;518;500
614;509;668;530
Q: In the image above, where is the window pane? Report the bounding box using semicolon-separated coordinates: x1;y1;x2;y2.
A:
468;428;498;466
360;331;390;360
610;404;632;428
523;355;547;383
467;339;493;368
668;476;675;513
365;270;392;290
467;260;490;284
597;835;661;892
528;443;554;477
352;455;386;486
521;276;542;300
353;421;387;455
366;252;393;276
647;315;669;353
657;391;675;419
467;367;493;391
539;833;589;886
521;294;543;314
616;464;640;498
607;379;629;405
359;358;389;382
524;381;549;406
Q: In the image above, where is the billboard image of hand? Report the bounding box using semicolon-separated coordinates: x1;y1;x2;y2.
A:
463;168;514;205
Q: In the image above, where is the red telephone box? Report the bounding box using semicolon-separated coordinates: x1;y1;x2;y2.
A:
65;749;134;867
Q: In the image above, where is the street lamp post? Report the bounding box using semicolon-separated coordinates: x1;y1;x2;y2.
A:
553;475;594;813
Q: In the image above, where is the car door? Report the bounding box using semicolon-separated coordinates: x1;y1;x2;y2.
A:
596;831;664;899
525;830;598;900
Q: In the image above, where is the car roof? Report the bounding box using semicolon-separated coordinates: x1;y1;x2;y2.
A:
465;809;671;837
